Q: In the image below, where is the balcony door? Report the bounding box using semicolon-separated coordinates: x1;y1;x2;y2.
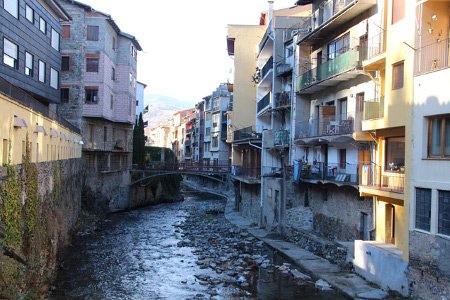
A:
339;97;347;121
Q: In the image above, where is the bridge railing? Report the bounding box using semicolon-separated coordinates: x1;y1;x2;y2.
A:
139;161;231;174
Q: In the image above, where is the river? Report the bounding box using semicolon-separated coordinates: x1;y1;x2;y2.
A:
49;187;350;300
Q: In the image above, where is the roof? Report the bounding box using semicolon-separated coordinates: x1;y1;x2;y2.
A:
61;0;142;50
44;0;71;21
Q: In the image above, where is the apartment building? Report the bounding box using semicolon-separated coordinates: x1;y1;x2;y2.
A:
171;108;194;162
146;124;171;148
56;0;141;211
193;101;204;162
0;0;82;165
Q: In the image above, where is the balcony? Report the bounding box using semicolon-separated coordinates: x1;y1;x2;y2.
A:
363;96;384;120
294;161;358;186
302;0;376;44
359;163;405;194
295;113;357;140
233;126;261;143
361;31;386;71
414;38;450;76
259;56;274;87
274;130;290;147
257;92;271;115
231;165;261;184
273;92;290;110
296;49;362;94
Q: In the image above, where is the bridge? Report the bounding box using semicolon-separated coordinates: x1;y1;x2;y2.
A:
130;162;232;186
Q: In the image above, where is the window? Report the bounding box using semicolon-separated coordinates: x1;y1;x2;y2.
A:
438;190;450;236
206;128;211;137
61;56;70;71
285;45;293;58
339;149;346;169
86;57;99;72
26;5;34;23
50;67;58;89
385;137;405;172
112;37;116;50
428;115;450;158
212;136;219;148
38;60;46;82
110;95;113;110
60;87;69;103
39;17;46;34
51;28;60;50
3;38;18;69
327;33;350;60
87;26;99;41
4;0;18;18
85;87;98;104
25;52;33;76
392;62;404;90
62;25;70;39
111;67;115;80
392;0;405;24
415;188;431;231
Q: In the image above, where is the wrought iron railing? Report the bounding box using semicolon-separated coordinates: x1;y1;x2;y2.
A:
361;31;385;61
414;38;450;76
359;163;404;193
298;161;358;185
295;114;355;139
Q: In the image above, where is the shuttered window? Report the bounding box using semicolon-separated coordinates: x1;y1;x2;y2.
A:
415;188;432;231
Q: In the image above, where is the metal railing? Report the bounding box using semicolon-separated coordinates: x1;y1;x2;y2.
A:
359;163;404;193
363;96;384;120
312;0;355;31
233;126;261;142
299;161;358;185
231;165;261;179
361;31;385;61
257;92;271;113
260;56;274;80
262;166;283;177
274;129;290;146
297;48;361;91
274;92;290;108
414;38;450;76
294;114;355;139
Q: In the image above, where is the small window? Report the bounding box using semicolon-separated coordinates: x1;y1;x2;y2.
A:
112;37;116;50
51;28;60;50
60;87;69;103
61;56;70;71
38;60;46;82
85;87;98;104
438;190;450;236
392;0;405;24
26;4;34;23
385;137;405;172
3;37;18;69
87;26;99;41
25;51;33;76
50;67;58;89
39;17;47;34
4;0;18;18
285;45;293;58
86;57;99;72
415;188;431;231
392;62;404;90
62;25;70;39
110;95;113;110
111;67;115;80
428;115;450;158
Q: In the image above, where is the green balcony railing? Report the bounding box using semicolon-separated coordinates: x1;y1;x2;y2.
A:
296;48;361;92
363;96;384;120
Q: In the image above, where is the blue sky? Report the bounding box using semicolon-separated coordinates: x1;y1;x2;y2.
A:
78;0;298;107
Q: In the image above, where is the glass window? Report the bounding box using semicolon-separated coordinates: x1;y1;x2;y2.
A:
385;137;405;172
50;67;58;89
392;62;404;90
51;28;59;50
327;33;350;60
60;87;69;103
39;17;46;34
4;0;18;18
438;190;450;236
87;26;99;41
26;5;34;23
85;88;98;104
415;188;431;231
61;56;70;71
110;95;113;109
429;115;450;158
3;37;18;69
62;25;70;39
38;60;46;82
86;57;99;72
25;51;33;76
111;67;115;80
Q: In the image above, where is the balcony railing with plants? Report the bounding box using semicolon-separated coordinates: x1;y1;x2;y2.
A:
414;37;450;76
363;96;384;120
274;92;290;109
297;161;358;185
260;56;274;80
257;92;271;113
359;163;405;193
297;48;361;91
274;129;290;147
295;113;356;139
231;165;261;180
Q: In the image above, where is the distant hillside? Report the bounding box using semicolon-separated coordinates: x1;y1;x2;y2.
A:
146;93;194;109
143;94;196;129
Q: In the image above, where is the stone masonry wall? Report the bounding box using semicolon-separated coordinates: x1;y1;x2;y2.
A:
234;181;260;226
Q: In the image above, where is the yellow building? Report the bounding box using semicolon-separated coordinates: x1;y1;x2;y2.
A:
0;85;82;166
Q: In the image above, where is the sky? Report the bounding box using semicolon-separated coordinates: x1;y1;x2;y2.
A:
79;0;298;107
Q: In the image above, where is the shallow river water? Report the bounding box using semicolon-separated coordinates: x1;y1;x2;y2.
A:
49;188;350;300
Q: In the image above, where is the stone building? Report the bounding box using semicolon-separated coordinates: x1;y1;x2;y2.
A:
56;0;142;211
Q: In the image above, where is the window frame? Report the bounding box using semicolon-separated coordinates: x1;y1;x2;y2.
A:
87;25;99;41
415;187;432;232
61;55;70;72
392;61;404;90
3;0;18;18
3;37;18;69
38;60;46;83
428;114;450;158
25;4;34;23
50;67;59;89
51;28;60;51
60;87;70;103
86;57;99;72
85;87;99;104
39;17;47;34
438;190;450;236
25;51;34;76
385;136;405;172
327;32;350;60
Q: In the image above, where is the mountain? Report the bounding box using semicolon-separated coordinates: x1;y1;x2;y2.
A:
145;93;194;110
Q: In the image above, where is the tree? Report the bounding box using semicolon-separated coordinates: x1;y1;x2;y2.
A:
132;113;145;167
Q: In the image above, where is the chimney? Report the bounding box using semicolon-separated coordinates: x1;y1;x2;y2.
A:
268;0;274;25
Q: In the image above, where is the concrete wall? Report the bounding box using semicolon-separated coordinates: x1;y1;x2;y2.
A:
234;181;261;225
